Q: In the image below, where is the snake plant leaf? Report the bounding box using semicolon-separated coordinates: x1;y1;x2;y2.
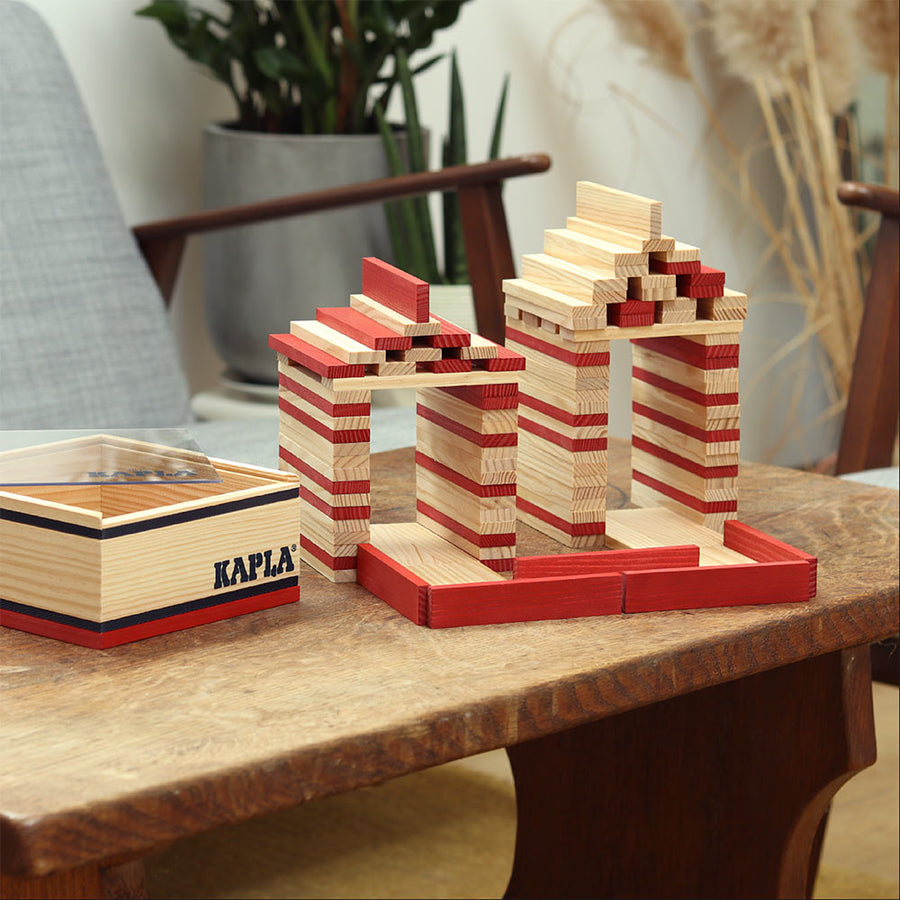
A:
488;74;509;160
443;50;468;284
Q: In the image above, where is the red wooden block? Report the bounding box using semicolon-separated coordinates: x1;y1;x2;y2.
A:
299;536;357;570
506;327;610;367
632;336;739;370
516;497;606;536
631;470;738;515
633;366;739;408
418;358;472;374
632;436;739;478
356;542;429;625
279;446;370;495
520;393;608;428
650;259;701;275
723;520;817;598
427;573;622;628
315;306;413;350
623;560;810;613
633;402;740;443
679;283;727;299
483;558;516;573
1;585;298;649
519;416;607;452
608;300;655;328
362;257;430;322
481;347;526;371
416;404;517;448
269;333;365;379
609;310;656;327
278;397;370;444
415;451;516;498
693;264;726;285
300;487;370;521
417;500;517;548
514;545;700;578
439;383;519;409
424;314;472;348
278;372;371;418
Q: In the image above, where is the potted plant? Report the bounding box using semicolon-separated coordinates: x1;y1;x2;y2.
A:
136;0;469;384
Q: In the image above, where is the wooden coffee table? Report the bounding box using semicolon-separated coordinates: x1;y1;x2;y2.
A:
2;442;897;899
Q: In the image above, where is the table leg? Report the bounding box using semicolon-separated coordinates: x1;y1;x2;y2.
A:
0;860;146;900
505;646;876;899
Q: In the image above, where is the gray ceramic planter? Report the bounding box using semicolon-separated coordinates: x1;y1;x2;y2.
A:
202;124;396;384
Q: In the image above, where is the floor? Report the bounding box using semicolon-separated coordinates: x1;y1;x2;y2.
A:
145;682;899;899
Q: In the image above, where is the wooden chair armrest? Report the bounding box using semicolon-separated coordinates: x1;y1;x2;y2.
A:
837;182;900;220
133;153;550;341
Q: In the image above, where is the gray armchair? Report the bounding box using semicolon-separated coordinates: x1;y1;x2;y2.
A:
0;0;549;466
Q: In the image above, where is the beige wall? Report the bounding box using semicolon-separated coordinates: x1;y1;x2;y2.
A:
28;0;834;465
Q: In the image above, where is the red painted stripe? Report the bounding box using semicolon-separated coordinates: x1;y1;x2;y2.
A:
519;393;608;427
418;358;472;374
680;283;727;299
416;403;517;448
632;436;739;478
278;396;370;444
519;416;608;452
438;383;519;409
633;366;739;408
362;257;429;322
631;470;738;514
299;535;358;570
631;336;739;369
279;446;370;495
724;520;816;598
650;259;701;274
481;346;526;371
425;314;472;348
315;306;412;350
483;557;516;573
300;487;370;520
417;500;516;548
506;327;610;367
269;333;365;379
516;496;606;536
633;402;740;443
607;304;655;327
415;451;516;497
278;372;370;418
0;588;298;649
676;269;725;291
515;545;700;578
356;543;429;625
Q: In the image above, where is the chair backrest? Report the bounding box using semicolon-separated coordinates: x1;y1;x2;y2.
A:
835;182;900;475
0;0;191;430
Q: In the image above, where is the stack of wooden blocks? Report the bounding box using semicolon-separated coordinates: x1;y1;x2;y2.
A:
269;257;524;583
504;181;747;544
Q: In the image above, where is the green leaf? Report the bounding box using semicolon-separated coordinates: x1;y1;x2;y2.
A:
443;51;467;283
488;73;509;160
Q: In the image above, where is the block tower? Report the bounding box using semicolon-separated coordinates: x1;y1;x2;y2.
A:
504;182;746;545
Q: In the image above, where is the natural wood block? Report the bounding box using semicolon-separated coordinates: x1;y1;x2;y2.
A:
327;365;520;393
507;314;611;358
632;363;739;410
630;473;737;530
416;466;517;535
632;379;740;430
278;391;370;434
278;359;371;416
520;392;609;428
417;386;518;436
632;412;740;463
315;306;413;351
515;544;699;578
632;446;739;498
556;318;742;344
289;320;387;365
394;346;442;362
631;344;739;395
0;449;301;648
279;433;370;488
415;451;516;499
361;257;430;322
655;297;697;324
544;228;649;277
650;240;701;263
632;336;739;370
515;499;606;549
415;508;517;564
521;254;627;304
349;294;441;336
503;278;606;330
566;216;674;252
269;333;365;379
698;290;749;321
575;181;662;239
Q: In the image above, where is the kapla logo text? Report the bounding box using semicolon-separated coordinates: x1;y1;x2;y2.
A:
214;546;295;589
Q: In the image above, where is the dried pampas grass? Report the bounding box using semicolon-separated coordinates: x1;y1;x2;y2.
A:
812;0;860;114
855;0;900;75
601;0;691;80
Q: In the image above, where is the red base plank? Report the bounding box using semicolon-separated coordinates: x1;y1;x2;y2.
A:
356;543;429;625
724;520;817;597
428;573;622;627
516;497;606;536
483;557;516;573
0;586;298;649
269;333;365;379
362;257;430;322
514;545;699;579
623;560;810;612
679;283;727;299
507;327;610;367
316;306;412;350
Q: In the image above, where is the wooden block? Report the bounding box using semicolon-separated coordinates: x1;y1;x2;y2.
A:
575;182;662;239
516;496;606;538
514;544;699;578
298;535;357;582
438;382;519;410
505;314;610;356
631;345;739;395
417;387;518;436
632;336;739;370
651;259;702;275
416;508;516;564
650;240;701;263
328;366;520;393
632;406;740;455
520;392;609;428
680;264;726;287
503;278;606;330
679;282;729;299
278;365;371;418
632;380;740;431
419;358;473;374
544;228;649;277
457;334;500;360
631;469;738;516
680;331;743;347
723;520;817;597
395;346;442;362
632;363;739;409
416;403;517;448
506;325;610;367
416;419;517;486
415;451;516;499
521;254;627;304
480;347;526;372
269;333;365;379
556;318;742;344
290;320;387;364
278;399;369;449
566;216;674;252
628;274;676;301
279;440;369;496
425;314;471;348
655;298;697;324
349;294;441;336
632;446;738;498
607;300;655;327
417;467;516;535
698;289;748;321
356;541;429;625
315;306;412;350
361;257;429;322
300;486;369;521
428;572;622;628
372;361;417;377
623;560;811;612
279;427;370;484
278;391;369;435
519;416;607;453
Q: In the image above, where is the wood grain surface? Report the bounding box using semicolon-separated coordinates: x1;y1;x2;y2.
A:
1;440;897;879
